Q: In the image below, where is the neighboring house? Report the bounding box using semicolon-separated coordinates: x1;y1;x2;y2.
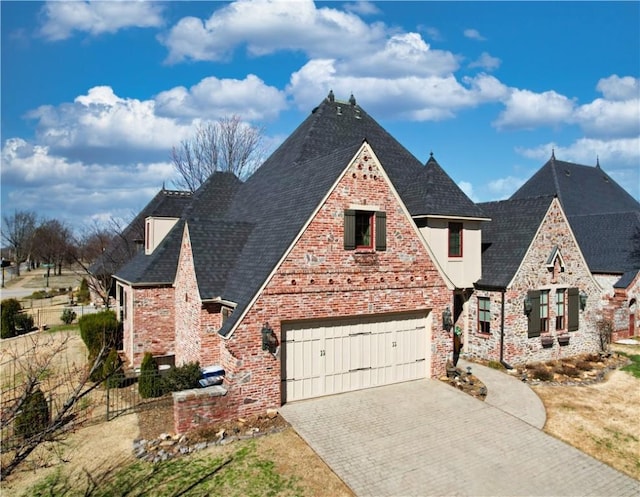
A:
510;154;640;340
469;196;601;366
114;92;488;423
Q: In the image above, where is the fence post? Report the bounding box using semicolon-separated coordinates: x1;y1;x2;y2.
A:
106;383;110;421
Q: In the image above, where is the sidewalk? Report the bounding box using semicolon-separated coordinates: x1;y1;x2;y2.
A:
459;358;547;428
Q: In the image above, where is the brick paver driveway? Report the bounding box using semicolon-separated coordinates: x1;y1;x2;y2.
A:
280;379;639;497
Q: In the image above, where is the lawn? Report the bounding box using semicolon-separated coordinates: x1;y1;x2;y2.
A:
532;343;640;480
3;326;638;495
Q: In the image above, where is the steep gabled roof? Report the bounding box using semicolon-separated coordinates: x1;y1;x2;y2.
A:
91;188;192;276
475;196;555;289
115;220;185;286
218;143;363;335
114;172;241;286
406;154;488;219
510;155;640;274
511;156;638;216
569;211;640;273
188;219;254;299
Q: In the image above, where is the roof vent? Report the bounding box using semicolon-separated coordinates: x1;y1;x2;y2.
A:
564;169;570;176
337;106;342;116
349;93;356;106
354;109;361;119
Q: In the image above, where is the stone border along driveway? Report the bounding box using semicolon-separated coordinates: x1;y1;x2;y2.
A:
280;379;639;497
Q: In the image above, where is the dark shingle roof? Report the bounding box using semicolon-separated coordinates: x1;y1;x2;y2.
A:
405;154;488;219
91;189;192;276
569;211;640;273
475;196;555;289
510;156;638;216
510;156;640;274
116;94;485;336
614;269;639;289
114;173;241;286
115;220;185;286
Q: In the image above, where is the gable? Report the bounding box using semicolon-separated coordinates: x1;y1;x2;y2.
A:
220;142;450;339
510;198;596;290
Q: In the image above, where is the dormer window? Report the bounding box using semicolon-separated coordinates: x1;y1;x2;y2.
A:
448;222;463;257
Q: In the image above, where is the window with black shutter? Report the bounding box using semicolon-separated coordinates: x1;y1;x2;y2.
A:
344;209;386;251
527;290;541;338
568;287;579;331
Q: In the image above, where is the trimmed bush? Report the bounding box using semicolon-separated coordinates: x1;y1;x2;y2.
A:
530;365;554;381
77;278;90;304
161;362;201;393
61;308;77;325
78;310;119;381
103;348;125;388
15;387;50;440
1;298;23;338
138;353;162;398
14;313;35;334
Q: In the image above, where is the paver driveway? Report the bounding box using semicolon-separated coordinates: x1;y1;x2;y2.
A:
280;379;639;497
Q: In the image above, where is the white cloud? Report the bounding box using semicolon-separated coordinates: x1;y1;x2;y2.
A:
343;1;381;16
288;62;508;121
494;89;576;130
486;176;527;200
420;26;443;42
155;75;287;121
574;97;640;138
160;0;386;63
344;33;459;78
464;28;485;41
25;80;284;164
458;181;477;202
1;138;175;227
518;137;640;167
39;0;164;41
596;75;639;101
468;52;501;71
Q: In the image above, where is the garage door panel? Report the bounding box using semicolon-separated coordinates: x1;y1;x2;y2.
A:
283;313;428;402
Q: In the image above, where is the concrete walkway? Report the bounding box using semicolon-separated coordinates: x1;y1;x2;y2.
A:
280;375;639;496
459;359;546;429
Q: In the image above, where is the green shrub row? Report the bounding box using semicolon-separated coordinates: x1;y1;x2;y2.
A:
78;310;120;381
137;353;202;398
1;298;35;338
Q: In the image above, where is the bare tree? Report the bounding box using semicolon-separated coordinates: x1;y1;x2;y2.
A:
33;219;74;277
1;332;114;478
1;210;37;276
72;216;143;307
171;115;265;191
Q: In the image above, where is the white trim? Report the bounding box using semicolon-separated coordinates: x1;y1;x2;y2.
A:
349;203;381;211
413;214;491;222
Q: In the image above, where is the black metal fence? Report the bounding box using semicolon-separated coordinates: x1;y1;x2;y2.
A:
22;305;97;329
105;370;169;421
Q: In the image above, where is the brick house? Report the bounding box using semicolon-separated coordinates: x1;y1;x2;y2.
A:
114;92;488;423
468;196;602;366
510;154;640;341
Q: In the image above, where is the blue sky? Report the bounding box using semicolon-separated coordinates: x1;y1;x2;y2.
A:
2;1;639;233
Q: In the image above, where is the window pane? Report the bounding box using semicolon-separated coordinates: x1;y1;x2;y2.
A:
355;211;373;248
448;222;462;257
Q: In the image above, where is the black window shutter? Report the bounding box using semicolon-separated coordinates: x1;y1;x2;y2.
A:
527;290;541;338
344;210;356;250
568;287;579;331
375;211;387;251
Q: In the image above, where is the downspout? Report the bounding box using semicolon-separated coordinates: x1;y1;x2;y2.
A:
499;289;513;370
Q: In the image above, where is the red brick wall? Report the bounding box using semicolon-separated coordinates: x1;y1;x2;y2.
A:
173;385;238;434
217;144;451;418
120;284;175;368
467;199;601;365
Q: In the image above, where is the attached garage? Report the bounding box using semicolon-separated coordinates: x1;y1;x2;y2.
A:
281;312;430;403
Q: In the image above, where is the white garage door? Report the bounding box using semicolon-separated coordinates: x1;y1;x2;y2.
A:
282;312;429;402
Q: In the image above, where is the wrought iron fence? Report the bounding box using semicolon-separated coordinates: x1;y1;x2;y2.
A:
105;370;169;421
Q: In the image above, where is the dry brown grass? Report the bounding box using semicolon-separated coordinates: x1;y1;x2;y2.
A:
533;343;640;480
